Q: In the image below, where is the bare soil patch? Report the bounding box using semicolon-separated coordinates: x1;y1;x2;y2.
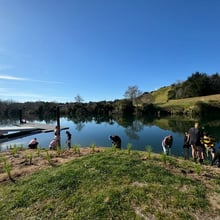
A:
0;147;104;183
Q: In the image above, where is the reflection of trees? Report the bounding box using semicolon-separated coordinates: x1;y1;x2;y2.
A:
124;120;144;140
116;114;135;128
152;116;220;142
75;122;85;131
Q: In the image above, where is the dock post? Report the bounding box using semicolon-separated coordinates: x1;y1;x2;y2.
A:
56;106;61;148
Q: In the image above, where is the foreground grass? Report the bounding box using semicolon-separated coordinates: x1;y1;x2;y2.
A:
0;149;220;220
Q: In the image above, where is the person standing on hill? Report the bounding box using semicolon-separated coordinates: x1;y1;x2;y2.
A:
183;132;190;160
211;146;220;167
202;132;216;164
188;122;204;164
66;131;72;149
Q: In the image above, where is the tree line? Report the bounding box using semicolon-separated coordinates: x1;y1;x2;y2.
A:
0;72;219;121
168;72;220;100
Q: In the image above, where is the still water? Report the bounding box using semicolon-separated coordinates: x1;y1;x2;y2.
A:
1;116;220;157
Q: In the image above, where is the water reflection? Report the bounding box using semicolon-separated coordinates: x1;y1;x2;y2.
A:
125;120;144;140
0;115;220;157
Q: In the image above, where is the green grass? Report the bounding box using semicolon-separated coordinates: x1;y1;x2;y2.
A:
141;86;220;113
0;149;220;219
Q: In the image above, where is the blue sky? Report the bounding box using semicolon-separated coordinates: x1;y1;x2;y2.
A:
0;0;220;103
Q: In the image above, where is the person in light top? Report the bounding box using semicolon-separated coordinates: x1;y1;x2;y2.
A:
28;138;38;149
162;135;173;155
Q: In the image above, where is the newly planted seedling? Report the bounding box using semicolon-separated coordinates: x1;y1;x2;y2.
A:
127;143;132;155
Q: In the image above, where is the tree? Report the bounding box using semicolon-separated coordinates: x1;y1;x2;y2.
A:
74;94;84;103
124;86;142;105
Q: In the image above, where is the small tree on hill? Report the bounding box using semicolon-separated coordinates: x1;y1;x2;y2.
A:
124;85;142;106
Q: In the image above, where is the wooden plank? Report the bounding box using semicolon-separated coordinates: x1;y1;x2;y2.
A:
17;123;69;133
0;123;69;135
0;126;38;134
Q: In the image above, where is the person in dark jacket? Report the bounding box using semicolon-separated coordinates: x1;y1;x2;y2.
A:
188;122;204;163
211;146;220;167
183;132;190;160
66;131;72;149
109;135;121;149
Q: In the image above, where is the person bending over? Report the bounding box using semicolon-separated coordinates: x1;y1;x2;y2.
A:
28;138;38;149
109;135;121;149
162;135;173;155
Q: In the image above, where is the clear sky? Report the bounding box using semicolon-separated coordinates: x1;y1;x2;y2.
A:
0;0;220;103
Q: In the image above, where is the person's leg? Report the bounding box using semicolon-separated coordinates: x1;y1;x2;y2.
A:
198;146;203;164
185;147;189;160
183;148;187;159
167;147;171;155
211;153;216;166
191;145;195;159
162;143;167;154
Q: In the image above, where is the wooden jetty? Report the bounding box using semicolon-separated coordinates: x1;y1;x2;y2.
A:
0;122;69;142
17;123;69;133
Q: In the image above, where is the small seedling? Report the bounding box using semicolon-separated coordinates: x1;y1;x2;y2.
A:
12;144;18;156
37;148;41;157
29;153;33;165
2;157;13;181
45;150;52;165
112;144;116;152
77;145;81;156
146;145;152;159
194;163;202;175
90;144;95;153
56;146;61;156
161;152;167;165
73;144;78;154
127;143;132;155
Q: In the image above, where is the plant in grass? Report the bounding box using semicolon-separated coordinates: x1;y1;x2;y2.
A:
77;145;81;156
127;143;132;154
2;157;12;180
56;146;62;156
146;145;152;159
73;144;78;154
45;150;52;165
194;163;202;175
24;153;28;163
90;144;95;153
161;152;167;165
12;144;18;156
36;148;41;157
29;153;33;165
112;144;117;152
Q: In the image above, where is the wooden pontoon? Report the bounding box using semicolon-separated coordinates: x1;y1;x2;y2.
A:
0;122;69;142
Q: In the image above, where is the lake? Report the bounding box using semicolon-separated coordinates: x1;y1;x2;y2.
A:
0;115;220;157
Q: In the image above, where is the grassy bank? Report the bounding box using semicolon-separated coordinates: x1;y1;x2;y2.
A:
141;86;220;113
0;148;220;219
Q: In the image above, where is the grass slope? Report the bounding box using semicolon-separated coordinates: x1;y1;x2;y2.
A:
141;86;220;113
0;149;220;220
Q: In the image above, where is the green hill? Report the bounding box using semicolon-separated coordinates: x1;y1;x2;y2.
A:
138;86;220;114
1;148;220;219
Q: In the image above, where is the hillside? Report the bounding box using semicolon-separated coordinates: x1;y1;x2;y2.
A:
0;147;220;219
138;86;220;114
